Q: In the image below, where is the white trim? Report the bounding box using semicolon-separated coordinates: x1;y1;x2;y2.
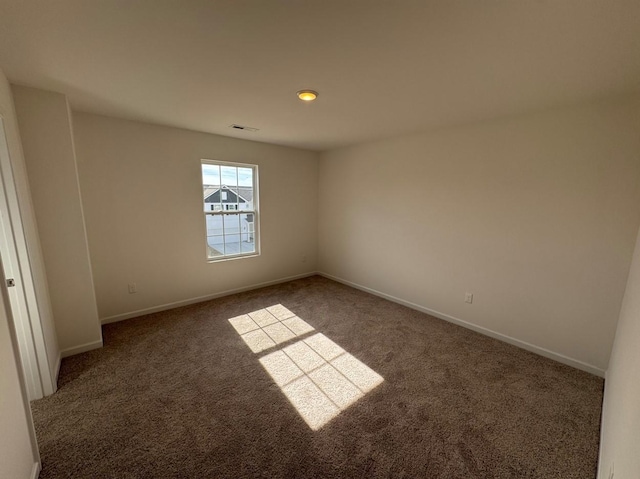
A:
318;272;606;377
31;461;40;479
54;351;61;384
206;252;259;263
60;339;103;358
0;116;43;400
201;159;260;262
0;253;41;470
101;272;317;325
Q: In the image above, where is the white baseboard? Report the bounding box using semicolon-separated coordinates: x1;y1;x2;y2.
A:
60;339;103;358
100;271;318;325
31;461;40;479
318;271;606;377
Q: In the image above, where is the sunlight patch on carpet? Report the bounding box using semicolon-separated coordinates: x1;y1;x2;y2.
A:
229;306;312;353
229;305;384;430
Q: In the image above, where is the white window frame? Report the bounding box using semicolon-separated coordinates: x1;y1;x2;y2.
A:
201;159;260;262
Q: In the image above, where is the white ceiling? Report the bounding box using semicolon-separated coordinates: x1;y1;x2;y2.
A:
0;1;639;151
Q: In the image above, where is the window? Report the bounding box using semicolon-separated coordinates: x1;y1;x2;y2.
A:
202;160;259;260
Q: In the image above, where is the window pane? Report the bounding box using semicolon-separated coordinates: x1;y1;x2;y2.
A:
241;241;255;254
207;234;224;257
220;166;238;187
240;213;255;253
238;167;254;211
203;164;221;212
237;188;252;210
206;215;223;237
223;214;241;255
202;164;220;185
238;167;253;186
226;186;239;210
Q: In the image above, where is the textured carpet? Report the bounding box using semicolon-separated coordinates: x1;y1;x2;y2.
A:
31;276;603;478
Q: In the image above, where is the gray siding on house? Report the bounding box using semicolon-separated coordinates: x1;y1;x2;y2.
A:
204;187;246;204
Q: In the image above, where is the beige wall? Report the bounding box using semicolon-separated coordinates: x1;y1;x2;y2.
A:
13;85;102;355
598;225;640;478
73;113;318;321
318;96;640;374
0;70;58;392
0;255;39;478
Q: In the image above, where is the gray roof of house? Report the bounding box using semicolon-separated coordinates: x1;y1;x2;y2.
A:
203;185;254;202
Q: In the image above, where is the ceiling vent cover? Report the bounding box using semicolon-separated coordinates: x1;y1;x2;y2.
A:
229;124;259;132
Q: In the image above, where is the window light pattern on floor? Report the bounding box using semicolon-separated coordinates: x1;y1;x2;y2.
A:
228;305;384;430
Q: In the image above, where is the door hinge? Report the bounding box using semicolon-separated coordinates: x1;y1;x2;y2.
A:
6;278;15;287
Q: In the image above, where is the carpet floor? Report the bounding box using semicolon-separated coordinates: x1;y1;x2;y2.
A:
31;276;604;478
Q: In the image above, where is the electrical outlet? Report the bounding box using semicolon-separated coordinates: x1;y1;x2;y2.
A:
128;283;137;294
465;292;473;304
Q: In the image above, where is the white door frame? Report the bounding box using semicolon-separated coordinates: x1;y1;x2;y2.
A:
0;250;42;477
0;115;54;400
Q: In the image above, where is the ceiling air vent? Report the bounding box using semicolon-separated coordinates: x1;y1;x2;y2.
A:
229;124;259;132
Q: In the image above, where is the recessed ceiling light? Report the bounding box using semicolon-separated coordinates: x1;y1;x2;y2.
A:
297;90;318;102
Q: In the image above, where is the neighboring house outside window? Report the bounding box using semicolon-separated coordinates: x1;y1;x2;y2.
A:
201;160;258;260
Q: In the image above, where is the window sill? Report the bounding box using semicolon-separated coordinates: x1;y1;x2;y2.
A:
207;252;260;263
